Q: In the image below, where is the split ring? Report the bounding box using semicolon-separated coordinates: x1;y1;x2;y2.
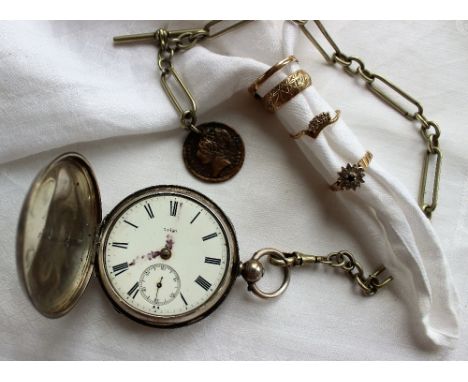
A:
241;248;291;299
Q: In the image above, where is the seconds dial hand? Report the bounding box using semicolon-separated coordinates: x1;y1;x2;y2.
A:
155;276;163;302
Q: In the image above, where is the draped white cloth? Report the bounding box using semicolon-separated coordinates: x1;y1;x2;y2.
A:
1;20;468;360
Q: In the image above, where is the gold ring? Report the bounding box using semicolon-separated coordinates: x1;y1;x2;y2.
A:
248;55;298;98
261;69;312;112
290;110;341;139
331;151;373;191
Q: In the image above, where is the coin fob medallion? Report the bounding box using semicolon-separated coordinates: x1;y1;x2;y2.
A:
183;122;245;183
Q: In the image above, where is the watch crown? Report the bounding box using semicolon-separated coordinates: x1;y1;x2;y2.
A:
240;259;265;284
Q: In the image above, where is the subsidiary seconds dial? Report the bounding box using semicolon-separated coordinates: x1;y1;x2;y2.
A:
97;186;238;327
140;264;181;306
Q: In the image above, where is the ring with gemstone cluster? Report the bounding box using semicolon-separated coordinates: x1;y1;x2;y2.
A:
331;151;373;191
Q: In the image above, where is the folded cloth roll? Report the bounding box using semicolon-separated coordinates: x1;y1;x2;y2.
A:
252;21;459;348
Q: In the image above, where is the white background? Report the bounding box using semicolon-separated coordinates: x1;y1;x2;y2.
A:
1;18;468;361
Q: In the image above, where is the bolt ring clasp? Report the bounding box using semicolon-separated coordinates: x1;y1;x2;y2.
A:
241;248;291;299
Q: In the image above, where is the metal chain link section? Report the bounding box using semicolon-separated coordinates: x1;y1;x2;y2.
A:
267;250;393;296
320;251;393;296
114;21;251;134
155;28;200;133
293;20;442;218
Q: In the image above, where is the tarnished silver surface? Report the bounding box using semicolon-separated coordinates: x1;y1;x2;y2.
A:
16;153;101;318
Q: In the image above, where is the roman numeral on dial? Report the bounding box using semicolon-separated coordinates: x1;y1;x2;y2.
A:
112;262;129;276
127;282;139;299
195;275;212;291
180;293;188;306
124;220;138;229
111;242;128;249
205;257;221;265
144;203;154;219
190;211;201;224
170;200;178;216
202;232;218;241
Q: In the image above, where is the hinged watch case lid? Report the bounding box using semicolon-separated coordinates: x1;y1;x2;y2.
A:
16;152;102;318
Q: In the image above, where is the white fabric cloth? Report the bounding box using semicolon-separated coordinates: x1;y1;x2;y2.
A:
1;20;468;360
269;22;459;348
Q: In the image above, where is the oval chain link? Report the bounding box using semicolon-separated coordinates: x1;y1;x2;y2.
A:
294;20;442;218
156;28;200;133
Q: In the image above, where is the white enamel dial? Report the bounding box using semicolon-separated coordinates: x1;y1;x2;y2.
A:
99;188;236;324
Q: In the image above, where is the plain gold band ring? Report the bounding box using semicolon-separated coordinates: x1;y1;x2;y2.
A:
248;55;298;98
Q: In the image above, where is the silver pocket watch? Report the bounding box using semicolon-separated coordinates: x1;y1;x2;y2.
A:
17;152;242;327
17;153;392;328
